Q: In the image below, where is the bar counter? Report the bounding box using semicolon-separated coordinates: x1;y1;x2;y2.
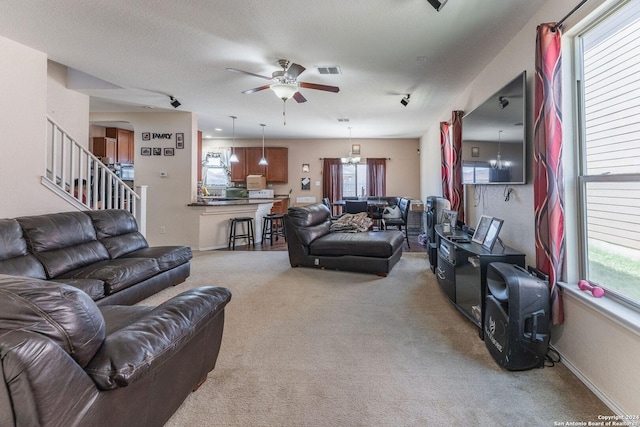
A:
188;198;276;250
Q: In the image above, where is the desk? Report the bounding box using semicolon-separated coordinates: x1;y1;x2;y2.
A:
434;225;525;339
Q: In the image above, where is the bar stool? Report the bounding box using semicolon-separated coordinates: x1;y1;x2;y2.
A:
228;217;255;250
261;214;286;245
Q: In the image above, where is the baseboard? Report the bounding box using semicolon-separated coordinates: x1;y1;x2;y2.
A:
550;344;627;417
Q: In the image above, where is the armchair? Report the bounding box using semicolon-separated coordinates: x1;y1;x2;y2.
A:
0;274;231;426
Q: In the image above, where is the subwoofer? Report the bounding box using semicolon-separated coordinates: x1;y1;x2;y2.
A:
484;263;550;371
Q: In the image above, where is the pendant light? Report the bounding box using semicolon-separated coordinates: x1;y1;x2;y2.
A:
228;116;239;163
258;123;268;166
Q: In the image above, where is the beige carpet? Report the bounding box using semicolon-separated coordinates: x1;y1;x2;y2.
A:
139;250;611;426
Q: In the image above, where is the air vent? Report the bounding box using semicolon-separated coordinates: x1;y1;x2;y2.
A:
317;66;341;75
337;118;350;123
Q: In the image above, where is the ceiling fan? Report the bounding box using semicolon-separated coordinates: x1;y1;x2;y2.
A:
226;59;340;103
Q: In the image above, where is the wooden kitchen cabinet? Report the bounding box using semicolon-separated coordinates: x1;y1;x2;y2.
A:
230;147;288;183
106;128;134;164
230;147;247;182
92;137;116;160
265;147;288;183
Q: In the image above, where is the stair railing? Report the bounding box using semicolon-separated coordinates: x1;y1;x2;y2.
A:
43;116;147;234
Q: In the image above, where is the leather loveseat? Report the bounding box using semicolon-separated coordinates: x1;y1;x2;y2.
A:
283;203;405;276
0;209;192;306
0;274;231;426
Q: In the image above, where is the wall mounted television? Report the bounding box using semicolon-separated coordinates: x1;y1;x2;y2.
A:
461;71;526;185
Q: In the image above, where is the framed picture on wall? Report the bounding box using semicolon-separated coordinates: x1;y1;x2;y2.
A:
472;147;480;157
141;147;151;156
164;148;175;156
351;144;361;155
302;163;310;173
176;133;184;149
153;147;162;156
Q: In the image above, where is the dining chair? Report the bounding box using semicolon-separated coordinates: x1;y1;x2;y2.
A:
383;197;411;248
344;200;368;214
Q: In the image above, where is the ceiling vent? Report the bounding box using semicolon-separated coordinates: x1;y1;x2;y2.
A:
317;66;341;75
337;118;350;123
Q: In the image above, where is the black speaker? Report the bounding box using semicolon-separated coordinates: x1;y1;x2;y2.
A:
484;263;550;371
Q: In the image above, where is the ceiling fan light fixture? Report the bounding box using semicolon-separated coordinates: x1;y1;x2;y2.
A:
270;83;298;101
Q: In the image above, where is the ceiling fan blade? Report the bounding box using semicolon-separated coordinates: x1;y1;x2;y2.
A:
226;68;272;80
293;91;307;103
299;82;340;93
242;85;271;94
285;63;306;80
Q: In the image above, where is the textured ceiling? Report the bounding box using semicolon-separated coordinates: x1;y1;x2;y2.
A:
0;0;546;139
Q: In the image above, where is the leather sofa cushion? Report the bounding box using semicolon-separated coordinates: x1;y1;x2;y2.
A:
0;274;105;367
0;218;29;259
310;231;405;258
295;222;331;246
52;278;106;301
0;218;47;279
17;212;110;278
287;203;331;228
85;286;232;390
120;246;193;271
87;210;149;258
58;258;160;295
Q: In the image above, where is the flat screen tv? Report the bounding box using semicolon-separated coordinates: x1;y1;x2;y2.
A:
461;71;526;185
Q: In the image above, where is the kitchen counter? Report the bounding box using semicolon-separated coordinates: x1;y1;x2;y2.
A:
188;198;276;207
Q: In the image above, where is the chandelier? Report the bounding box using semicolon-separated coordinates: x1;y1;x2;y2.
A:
341;127;360;164
490;130;510;170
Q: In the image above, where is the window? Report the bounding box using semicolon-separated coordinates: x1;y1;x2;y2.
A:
575;0;640;307
341;163;368;198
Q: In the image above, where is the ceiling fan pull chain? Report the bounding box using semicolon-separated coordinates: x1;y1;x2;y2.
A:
283;101;286;126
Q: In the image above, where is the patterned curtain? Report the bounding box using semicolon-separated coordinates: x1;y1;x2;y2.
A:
534;23;565;325
322;158;342;213
440;121;451;201
440;111;465;223
367;158;386;197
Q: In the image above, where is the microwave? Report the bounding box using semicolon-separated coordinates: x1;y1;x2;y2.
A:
120;164;134;181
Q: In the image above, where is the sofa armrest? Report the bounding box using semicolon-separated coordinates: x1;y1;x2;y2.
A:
85;286;232;390
0;329;98;426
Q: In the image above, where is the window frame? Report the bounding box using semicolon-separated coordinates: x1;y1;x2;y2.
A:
573;0;640;310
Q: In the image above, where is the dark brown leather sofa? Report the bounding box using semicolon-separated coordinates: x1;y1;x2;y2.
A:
283;203;405;276
0;209;192;306
0;274;231;427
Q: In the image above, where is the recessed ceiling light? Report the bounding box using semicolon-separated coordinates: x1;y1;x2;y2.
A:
214;128;222;132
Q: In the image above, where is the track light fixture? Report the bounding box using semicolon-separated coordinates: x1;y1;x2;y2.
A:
426;0;448;12
498;96;509;109
169;96;181;108
401;94;411;107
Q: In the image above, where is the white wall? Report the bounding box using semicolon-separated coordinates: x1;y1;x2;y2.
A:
47;61;90;147
0;36;74;218
420;0;639;416
90;111;198;247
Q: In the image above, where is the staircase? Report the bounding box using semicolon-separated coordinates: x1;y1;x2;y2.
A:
42;116;147;235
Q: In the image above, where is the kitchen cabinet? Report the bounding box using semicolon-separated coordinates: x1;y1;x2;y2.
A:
92;137;116;160
106;128;134;164
230;148;248;182
230;147;288;183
